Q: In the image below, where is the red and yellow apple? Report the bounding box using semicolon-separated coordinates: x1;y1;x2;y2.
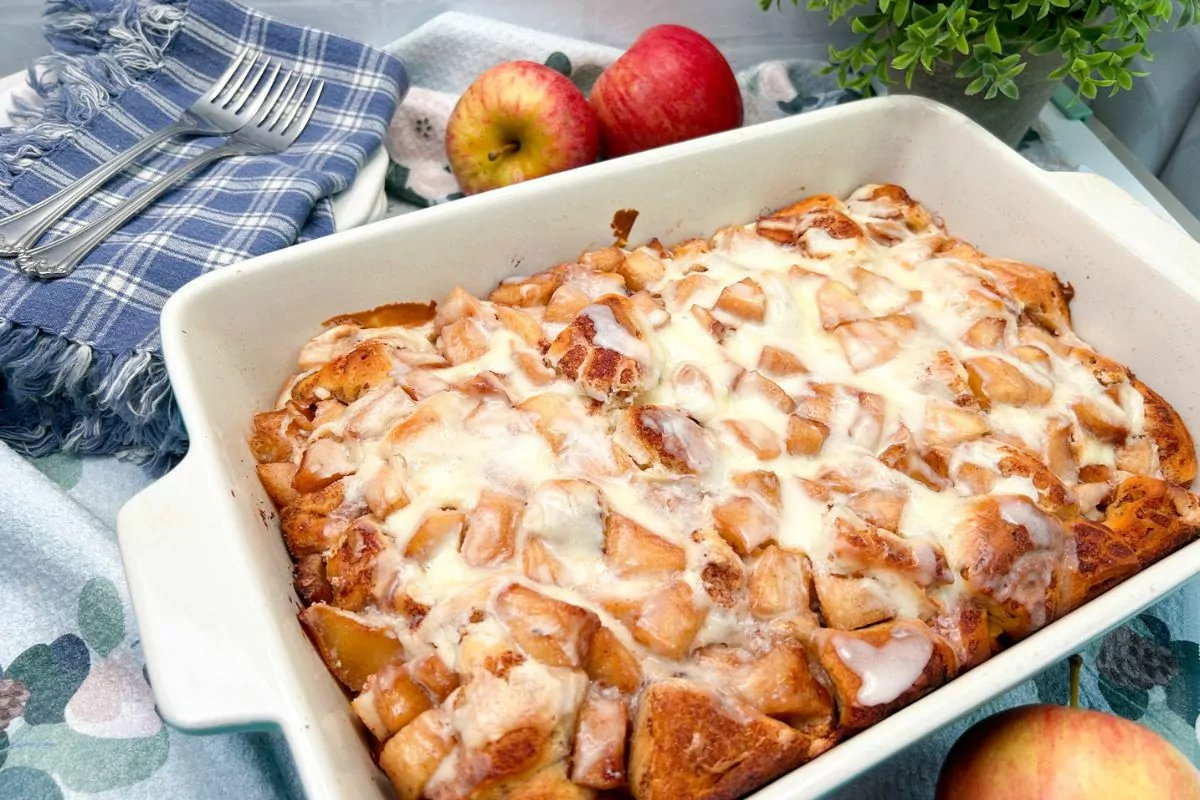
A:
589;24;742;158
445;61;599;195
936;704;1200;799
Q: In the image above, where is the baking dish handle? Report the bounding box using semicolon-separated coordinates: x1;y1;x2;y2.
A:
117;454;286;732
1042;171;1200;264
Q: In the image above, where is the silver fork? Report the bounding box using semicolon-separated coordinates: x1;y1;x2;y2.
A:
17;72;324;279
0;48;276;257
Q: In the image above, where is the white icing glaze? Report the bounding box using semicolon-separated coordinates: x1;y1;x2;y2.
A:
832;627;934;706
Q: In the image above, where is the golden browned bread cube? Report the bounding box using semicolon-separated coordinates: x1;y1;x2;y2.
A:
833;315;916;372
406;509;466;561
292;554;333;606
379;709;455;800
831;516;951;588
495;584;600;668
950;496;1064;638
585;627;643;693
546;295;654;402
714;278;766;323
256;462;300;508
326;516;391;612
757;344;807;377
629;680;810;800
489;270;563;307
928;599;994;672
813;619;955;731
692;527;746;609
292;338;399;405
570;687;629;789
249;406;310;463
614;405;714;474
816;279;871;330
408;652;460;702
1101;477;1200;569
812;571;895;631
747;545;813;620
978;257;1072;334
732;369;794;414
603;514;686;574
279;480;353;558
712;495;778;556
618;249;666;292
426;663;585;799
461;491;525;567
845;488;907;532
352;663;432;740
298;603;404;692
1132;377;1198;485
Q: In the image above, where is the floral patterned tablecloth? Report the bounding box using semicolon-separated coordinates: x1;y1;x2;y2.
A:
2;11;1198;800
4;449;1200;800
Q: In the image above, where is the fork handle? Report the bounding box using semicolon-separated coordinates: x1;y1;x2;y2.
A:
17;143;239;279
0;121;198;257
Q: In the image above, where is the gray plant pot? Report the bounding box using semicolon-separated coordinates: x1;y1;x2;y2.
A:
890;51;1065;147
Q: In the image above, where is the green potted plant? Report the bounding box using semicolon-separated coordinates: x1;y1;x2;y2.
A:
763;0;1200;146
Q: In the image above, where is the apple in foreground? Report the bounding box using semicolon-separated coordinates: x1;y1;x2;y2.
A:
589;24;742;158
445;61;599;195
936;704;1200;799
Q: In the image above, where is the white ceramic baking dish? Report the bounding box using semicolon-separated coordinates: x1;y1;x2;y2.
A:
117;95;1200;800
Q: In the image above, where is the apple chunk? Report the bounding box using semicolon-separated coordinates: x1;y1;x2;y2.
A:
298;603;404;692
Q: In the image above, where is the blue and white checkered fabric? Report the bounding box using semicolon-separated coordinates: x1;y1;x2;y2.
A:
0;0;406;356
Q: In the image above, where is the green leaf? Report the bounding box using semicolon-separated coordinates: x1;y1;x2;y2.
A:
955;56;984;77
29;454;83;491
543;52;571;77
1117;71;1134;89
986;22;1003;50
4;724;169;793
1166;641;1200;725
1028;35;1060;54
0;768;63;800
6;636;89;726
1099;674;1149;719
965;75;990;94
892;51;919;69
998;78;1020;98
78;578;124;658
893;0;911;25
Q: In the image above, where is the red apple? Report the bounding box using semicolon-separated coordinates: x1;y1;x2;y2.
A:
936;704;1200;799
589;24;742;158
445;61;600;195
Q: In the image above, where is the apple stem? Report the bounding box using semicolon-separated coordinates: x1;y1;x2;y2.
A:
488;141;520;162
1068;654;1083;709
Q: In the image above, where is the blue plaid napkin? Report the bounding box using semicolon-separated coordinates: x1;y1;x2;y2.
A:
0;0;407;469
